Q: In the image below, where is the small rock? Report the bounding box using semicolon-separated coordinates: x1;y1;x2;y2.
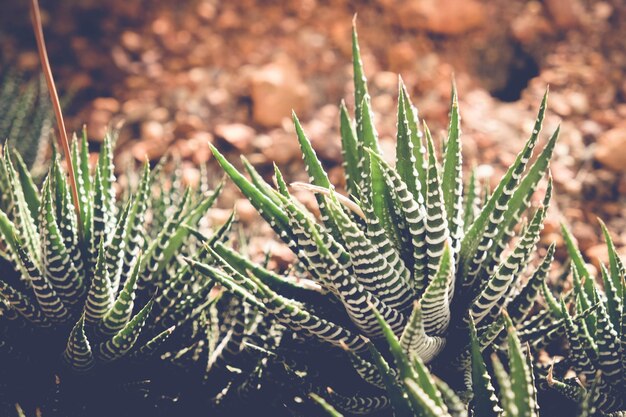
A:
216;8;241;30
120;31;142;52
567;91;589;115
573;222;597;252
197;1;216;21
250;56;309;127
379;138;397;165
122;99;156;122
260;131;302;165
293;189;320;217
17;52;40;71
268;242;295;270
476;164;495;181
181;165;200;188
585;243;626;269
387;42;417;72
215;123;256;152
373;72;399;93
593;2;613;20
131;139;168;161
208;208;233;227
396;0;486;35
595;127;626;172
544;0;585;30
307;119;342;163
549;92;572;117
235;198;258;224
511;2;553;45
92;97;120;113
328;166;346;189
141;121;165;142
87;109;113;141
172;132;212;164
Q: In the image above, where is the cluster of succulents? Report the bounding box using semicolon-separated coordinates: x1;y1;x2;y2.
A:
1;20;626;417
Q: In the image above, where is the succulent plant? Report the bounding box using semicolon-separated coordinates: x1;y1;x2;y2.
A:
189;23;565;415
0;131;245;416
538;222;626;417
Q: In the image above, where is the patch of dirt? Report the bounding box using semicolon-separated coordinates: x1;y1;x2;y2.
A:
2;0;626;268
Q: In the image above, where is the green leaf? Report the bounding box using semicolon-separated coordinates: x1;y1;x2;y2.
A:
98;132;117;234
469;317;500;417
369;300;446;412
241;155;284;207
424;124;451;285
471;203;548;325
98;298;154;362
352;20;370;155
404;378;450;417
98;253;142;336
292;111;331;189
339;100;360;198
400;300;445;364
562;225;597;306
442;81;463;256
122;161;150;277
599;263;622;333
508;243;556;324
39;178;83;305
484;133;558;281
310;393;345;417
599;218;624;305
433;376;467;417
210;144;291;236
3;147;40;265
366;342;414;417
0;208;20;256
397;78;426;202
292;112;343;241
396;78;419;204
154;182;223;278
421;244;453;336
593;301;622;386
463;167;480;230
190;257;368;352
367;148;427;295
361;101;392;243
130;325;175;359
0;279;47;325
560;299;596;379
105;201;131;294
91;164;108;265
84;242;114;326
15;243;69;323
64;315;94;371
10;149;39;220
503;313;537;417
213;242;321;299
461;90;549;281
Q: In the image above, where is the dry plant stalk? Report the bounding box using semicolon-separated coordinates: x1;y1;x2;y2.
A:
29;0;82;230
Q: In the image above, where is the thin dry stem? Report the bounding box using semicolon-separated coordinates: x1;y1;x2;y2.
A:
290;182;366;219
29;0;82;231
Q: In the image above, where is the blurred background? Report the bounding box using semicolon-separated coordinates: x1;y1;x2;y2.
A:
1;0;626;269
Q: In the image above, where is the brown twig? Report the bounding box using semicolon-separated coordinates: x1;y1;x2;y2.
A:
29;0;82;231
